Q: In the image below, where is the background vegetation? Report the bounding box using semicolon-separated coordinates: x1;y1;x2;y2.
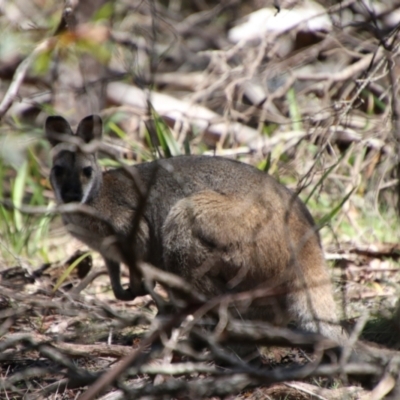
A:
0;0;400;398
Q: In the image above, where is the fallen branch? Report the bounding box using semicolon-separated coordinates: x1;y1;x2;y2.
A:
0;38;55;119
107;82;262;149
0;332;134;359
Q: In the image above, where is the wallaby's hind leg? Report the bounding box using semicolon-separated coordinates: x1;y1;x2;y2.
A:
162;191;294;322
162;190;287;361
163;190;346;345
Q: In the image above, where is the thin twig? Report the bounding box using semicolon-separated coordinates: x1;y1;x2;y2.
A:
0;39;55;119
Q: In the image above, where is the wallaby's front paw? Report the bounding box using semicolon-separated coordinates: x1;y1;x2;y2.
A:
119;281;150;300
114;288;137;301
131;281;150;297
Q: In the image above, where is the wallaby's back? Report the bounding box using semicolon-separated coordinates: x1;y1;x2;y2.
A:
132;156;314;267
134;155;314;234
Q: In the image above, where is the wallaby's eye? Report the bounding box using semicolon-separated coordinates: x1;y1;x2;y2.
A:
82;166;93;178
53;165;64;178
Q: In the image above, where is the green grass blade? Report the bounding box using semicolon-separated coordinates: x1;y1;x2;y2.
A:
258;153;272;173
183;136;191;155
317;187;356;228
52;251;92;293
12;160;28;231
151;108;181;157
108;121;127;140
287;88;302;131
304;153;346;205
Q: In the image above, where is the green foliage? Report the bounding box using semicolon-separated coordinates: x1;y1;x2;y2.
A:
317;187;355;228
93;2;115;21
183;136;191;156
12;159;28;232
361;89;386;114
303;153;346;206
0;138;51;262
107;119;152;162
257;153;271;173
33;49;52;75
146;108;182;158
263;123;278;136
287;87;302;131
75;37;111;64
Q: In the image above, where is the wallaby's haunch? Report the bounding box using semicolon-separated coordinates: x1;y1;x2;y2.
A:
46;115;345;344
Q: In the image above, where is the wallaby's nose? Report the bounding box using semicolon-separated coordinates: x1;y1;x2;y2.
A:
61;186;82;203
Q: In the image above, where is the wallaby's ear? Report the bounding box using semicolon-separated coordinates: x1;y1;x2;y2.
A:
76;115;103;143
45;116;73;147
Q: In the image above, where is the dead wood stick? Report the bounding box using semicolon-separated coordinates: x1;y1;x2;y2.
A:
107;82;262;148
0;332;133;359
0;39;55;119
296;48;385;82
70;267;108;295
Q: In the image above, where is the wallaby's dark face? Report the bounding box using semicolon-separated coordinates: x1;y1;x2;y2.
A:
45;115;103;204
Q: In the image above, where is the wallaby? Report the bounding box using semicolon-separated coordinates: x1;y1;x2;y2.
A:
45;114;345;345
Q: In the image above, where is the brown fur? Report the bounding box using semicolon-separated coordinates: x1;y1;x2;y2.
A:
45;115;345;344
